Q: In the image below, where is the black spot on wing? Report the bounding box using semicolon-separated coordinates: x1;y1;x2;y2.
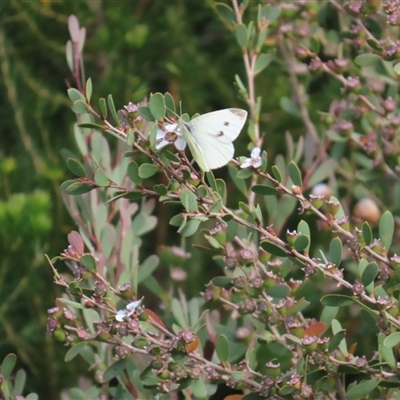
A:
223;121;230;126
217;131;224;137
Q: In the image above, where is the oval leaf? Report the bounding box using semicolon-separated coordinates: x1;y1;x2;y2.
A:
71;100;89;114
180;189;198;212
288;161;302;188
103;359;126;382
321;294;354;307
383;332;400;348
360;262;378;287
66;158;87;178
354;53;380;66
329;237;342;266
379;210;394;250
216;334;230;363
149;93;166;121
80;254;97;271
1;353;17;378
138;163;159;179
346;379;379;399
261;241;287;257
94;168;109;187
65;342;87;362
180;218;201;237
128;161;142;185
251;184;278;196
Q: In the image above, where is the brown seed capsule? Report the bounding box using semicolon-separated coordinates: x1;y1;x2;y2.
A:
353;198;381;225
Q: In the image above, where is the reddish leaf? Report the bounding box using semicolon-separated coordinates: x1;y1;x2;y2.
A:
302;321;327;338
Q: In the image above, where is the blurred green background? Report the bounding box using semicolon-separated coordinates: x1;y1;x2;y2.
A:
0;1;335;397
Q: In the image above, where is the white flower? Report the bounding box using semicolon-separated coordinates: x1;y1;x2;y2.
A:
156;123;186;151
115;299;142;321
240;147;262;169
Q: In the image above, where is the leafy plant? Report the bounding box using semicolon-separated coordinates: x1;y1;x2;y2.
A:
41;2;400;399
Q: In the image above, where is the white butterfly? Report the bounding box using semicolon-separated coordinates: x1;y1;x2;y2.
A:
178;108;248;172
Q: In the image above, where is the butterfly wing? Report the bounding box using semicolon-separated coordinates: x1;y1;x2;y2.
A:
181;108;247;171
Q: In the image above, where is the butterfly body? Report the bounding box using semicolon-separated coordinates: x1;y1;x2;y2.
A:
178;108;247;171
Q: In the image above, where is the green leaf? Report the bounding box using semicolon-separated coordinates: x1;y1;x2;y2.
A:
307;158;337;188
393;63;400;75
66;158;87;177
235;73;248;99
80;254;97;271
229;166;247;196
331;319;347;355
103;359;126;382
346;379;379;399
366;38;382;51
170;214;184;227
98;98;107;118
14;369;26;396
138;106;155;121
85;78;92;102
127;161;142;185
235;23;248;48
107;94;119;126
321;294;354;307
384;332;400;349
179;189;198;212
71;100;89;114
255;53;273;75
293;235;309;252
266;284;290;298
94;168;109;187
67;88;85;103
354;54;380;66
379;332;396;368
78;122;104;131
288;161;302;188
149;92;166;120
297;220;310;237
206;171;217;192
362;221;372;246
379;210;394;250
58;298;85;309
191;379;207;398
1;353;17;378
211;276;233;288
195;185;208;199
215;2;236;24
256;26;268;52
328;330;346;352
329;237;342;266
361;262;378;287
138;163;159;179
61;180;93;195
280;97;299;116
216;179;227;204
309;37;320;53
64;342;87;362
153;184;167;195
252;203;263;224
180;218;202;237
287;297;310;315
236;168;254;179
271;165;282;182
164;92;176;117
216;334;230;362
279;386;297;396
261;241;287;257
239;201;252;216
251;184;278;196
259;3;280;23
